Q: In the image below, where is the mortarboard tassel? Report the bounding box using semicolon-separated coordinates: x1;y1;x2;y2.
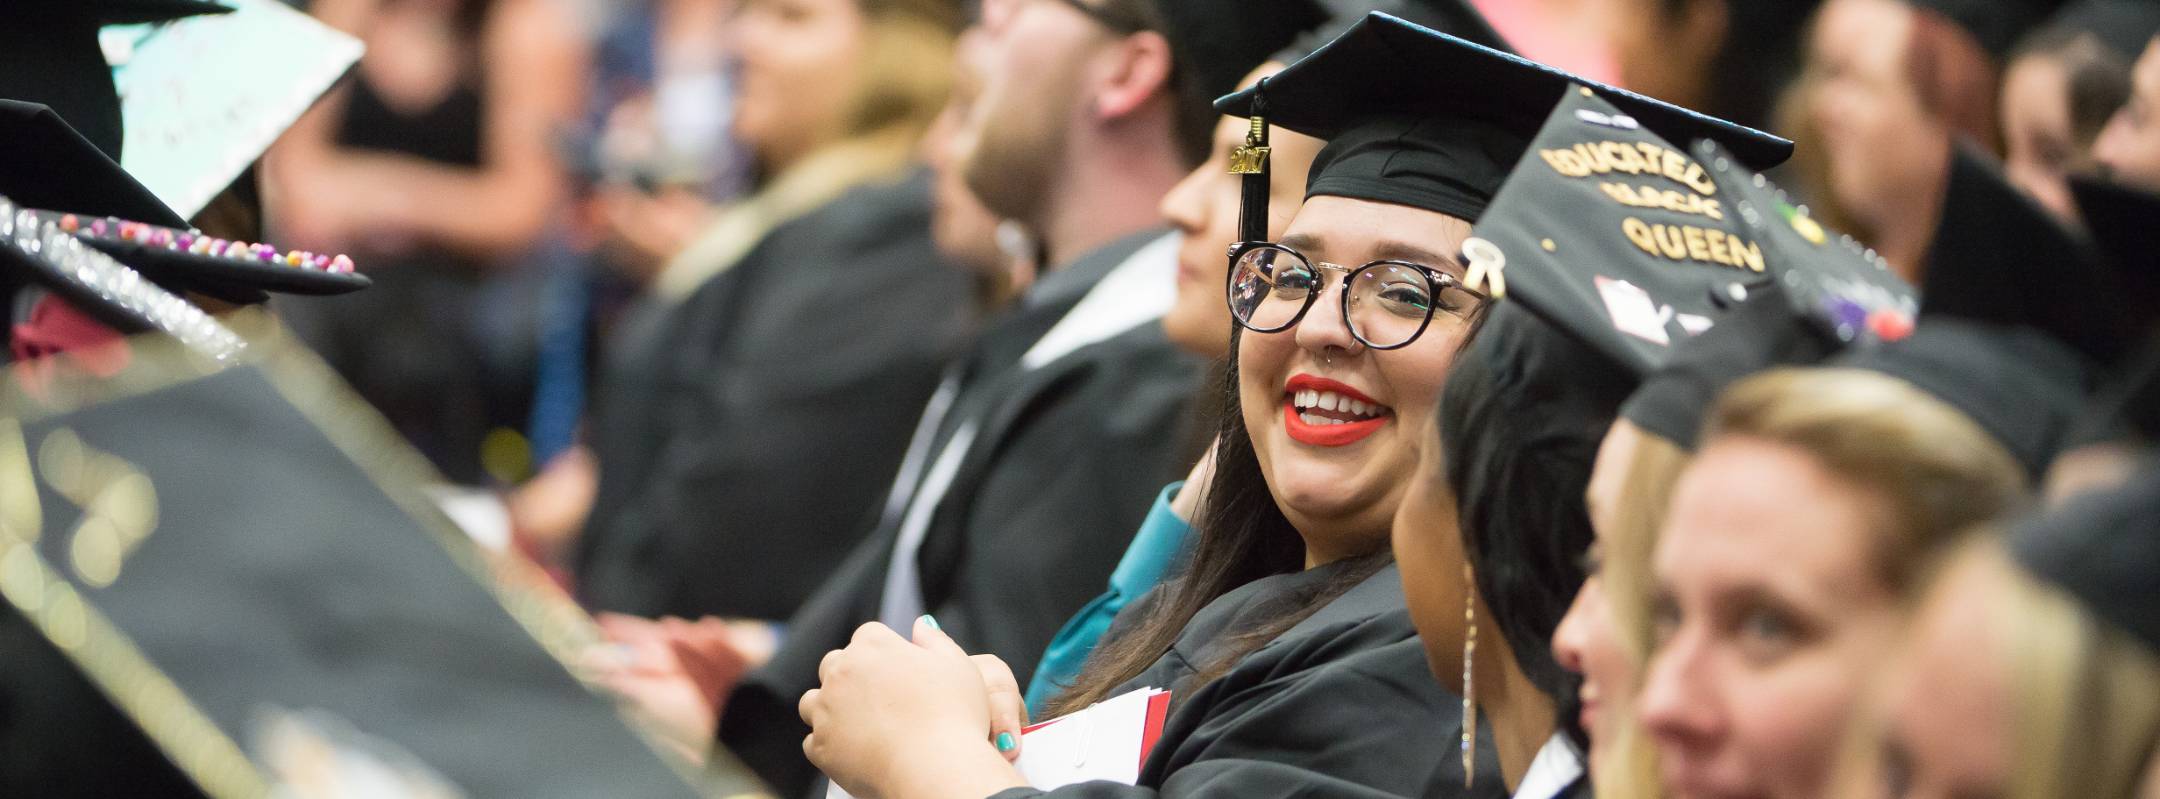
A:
1229;79;1272;245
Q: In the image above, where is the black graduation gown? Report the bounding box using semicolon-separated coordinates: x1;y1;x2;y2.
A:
719;230;1207;798
577;168;982;621
990;565;1508;799
0;607;203;797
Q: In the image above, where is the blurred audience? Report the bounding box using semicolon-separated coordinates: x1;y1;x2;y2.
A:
1602;0;1824;136
1999;2;2160;221
575;0;977;626
268;0;589;485
2096;35;2160;188
1799;0;1996;280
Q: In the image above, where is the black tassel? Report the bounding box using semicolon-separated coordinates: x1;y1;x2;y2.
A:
1230;79;1272;245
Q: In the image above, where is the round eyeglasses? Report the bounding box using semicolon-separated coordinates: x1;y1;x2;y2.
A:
1225;242;1488;349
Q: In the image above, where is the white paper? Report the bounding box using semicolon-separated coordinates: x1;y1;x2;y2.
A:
108;0;365;217
825;687;1167;799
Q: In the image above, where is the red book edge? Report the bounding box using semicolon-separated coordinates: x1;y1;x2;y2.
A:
1138;691;1172;770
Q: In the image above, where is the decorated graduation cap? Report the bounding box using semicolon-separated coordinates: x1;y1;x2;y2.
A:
1215;11;1792;249
0;0;232;161
1616;139;1919;448
0;319;731;797
2009;463;2160;656
2;194;247;356
0;101;368;305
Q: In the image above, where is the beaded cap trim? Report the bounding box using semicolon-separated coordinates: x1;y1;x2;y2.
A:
1;195;247;362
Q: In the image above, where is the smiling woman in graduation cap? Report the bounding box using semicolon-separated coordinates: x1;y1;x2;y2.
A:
798;11;1785;799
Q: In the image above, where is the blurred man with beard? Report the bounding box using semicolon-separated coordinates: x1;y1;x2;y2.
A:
706;0;1328;794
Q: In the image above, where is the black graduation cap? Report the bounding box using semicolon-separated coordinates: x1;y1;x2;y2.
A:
1;193;249;354
0;322;729;797
1216;12;1792;233
2069;175;2160;318
1618;282;1843;449
0;0;233;161
0;101;369;304
1833;320;2091;481
0;101;187;229
1924;146;2134;367
1912;0;2066;60
2038;0;2160;61
1824;148;2122;481
2009;463;2160;656
2062;177;2160;447
1230;4;1515;243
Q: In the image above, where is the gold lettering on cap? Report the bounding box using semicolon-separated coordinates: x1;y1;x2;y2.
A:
1541;149;1591;177
1683;225;1710;261
1621;218;1767;273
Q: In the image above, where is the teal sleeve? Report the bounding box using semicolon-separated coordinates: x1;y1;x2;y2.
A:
1022;481;1193;711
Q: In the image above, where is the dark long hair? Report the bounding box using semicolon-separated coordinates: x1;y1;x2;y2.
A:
1050;305;1488;715
1045;326;1353;714
1437;305;1633;740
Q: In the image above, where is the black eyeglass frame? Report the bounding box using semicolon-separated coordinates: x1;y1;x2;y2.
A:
1223;240;1489;351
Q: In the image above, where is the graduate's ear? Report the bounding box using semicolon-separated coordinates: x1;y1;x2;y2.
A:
1090;30;1175;122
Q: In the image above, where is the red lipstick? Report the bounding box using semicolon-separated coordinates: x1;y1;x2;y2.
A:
1281;375;1390;448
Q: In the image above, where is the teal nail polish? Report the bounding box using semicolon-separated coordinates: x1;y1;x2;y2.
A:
919;614;941;631
996;732;1017;753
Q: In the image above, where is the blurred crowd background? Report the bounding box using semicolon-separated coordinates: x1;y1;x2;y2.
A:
253;0;2158;608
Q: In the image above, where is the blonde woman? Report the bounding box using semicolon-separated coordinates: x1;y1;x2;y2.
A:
1553;282;1844;799
1639;359;2034;799
1841;521;2160;799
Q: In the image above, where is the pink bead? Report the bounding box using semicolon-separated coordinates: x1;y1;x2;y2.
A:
59;214;79;233
330;254;354;273
89;219;107;236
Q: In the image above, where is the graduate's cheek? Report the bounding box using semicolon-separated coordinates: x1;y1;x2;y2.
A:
1875;566;2016;799
1235;328;1298;490
1393;439;1469;687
